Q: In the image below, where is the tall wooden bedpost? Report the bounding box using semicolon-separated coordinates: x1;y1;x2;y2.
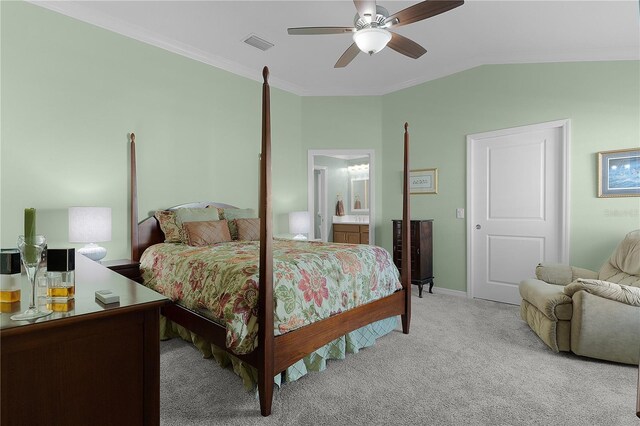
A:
257;66;275;416
130;132;139;262
401;123;412;334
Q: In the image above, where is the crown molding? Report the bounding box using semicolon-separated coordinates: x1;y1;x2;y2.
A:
28;0;306;96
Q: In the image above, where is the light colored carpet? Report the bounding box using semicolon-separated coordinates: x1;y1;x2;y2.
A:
160;289;639;425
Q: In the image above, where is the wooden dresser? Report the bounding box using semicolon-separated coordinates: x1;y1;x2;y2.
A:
333;223;369;244
392;219;434;297
1;254;166;425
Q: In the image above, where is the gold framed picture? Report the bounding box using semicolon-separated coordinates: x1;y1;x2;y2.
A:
409;168;438;194
597;148;640;198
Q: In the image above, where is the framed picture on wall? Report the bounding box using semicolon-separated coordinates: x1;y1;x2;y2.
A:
597;148;640;198
409;168;438;194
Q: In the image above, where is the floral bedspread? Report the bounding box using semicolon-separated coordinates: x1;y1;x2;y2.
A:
140;239;401;355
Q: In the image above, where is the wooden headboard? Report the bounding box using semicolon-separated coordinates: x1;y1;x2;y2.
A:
129;130;242;261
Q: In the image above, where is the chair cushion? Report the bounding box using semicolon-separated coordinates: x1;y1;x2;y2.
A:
598;263;640;287
570;290;640;365
599;229;640;282
519;279;573;321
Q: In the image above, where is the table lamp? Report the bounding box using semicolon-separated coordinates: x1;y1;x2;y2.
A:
68;207;112;262
289;211;310;240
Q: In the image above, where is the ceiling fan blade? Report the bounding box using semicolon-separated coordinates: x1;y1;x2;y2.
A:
387;32;427;59
288;27;355;35
353;0;377;23
385;0;464;28
334;43;361;68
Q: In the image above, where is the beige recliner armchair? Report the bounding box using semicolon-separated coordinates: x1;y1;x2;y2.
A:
519;229;640;364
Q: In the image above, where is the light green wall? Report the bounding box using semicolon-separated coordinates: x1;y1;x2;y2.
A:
1;1;303;259
381;62;640;292
2;3;638;293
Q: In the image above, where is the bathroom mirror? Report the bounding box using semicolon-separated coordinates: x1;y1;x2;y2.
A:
350;178;369;212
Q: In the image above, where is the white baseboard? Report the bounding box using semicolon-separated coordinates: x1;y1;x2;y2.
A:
431;287;467;298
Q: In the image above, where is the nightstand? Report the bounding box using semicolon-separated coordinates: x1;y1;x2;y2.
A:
102;259;142;283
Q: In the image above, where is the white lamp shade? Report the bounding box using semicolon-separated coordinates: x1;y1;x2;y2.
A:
353;28;392;54
289;211;310;235
68;207;112;243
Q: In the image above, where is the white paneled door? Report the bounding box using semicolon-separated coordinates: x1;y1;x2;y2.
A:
467;120;570;305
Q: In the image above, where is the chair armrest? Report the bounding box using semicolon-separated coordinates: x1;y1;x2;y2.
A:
519;279;572;320
535;263;598;285
535;263;572;285
565;279;640;307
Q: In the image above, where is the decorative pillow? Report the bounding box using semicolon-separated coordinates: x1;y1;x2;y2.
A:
183;220;232;247
174;208;220;243
235;218;260;241
220;208;257;239
175;207;220;225
155;210;182;243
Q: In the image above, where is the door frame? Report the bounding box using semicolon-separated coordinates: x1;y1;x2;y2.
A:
313;166;328;241
307;149;375;244
466;119;571;300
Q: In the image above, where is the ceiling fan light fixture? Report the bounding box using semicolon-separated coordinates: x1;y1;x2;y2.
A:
353;27;392;55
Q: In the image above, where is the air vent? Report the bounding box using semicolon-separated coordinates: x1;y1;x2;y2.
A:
243;34;274;51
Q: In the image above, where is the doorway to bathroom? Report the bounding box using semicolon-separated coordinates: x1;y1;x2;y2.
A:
307;149;374;244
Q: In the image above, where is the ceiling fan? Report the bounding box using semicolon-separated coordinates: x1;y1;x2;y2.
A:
287;0;464;68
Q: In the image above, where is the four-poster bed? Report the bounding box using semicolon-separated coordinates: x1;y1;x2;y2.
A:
129;67;412;416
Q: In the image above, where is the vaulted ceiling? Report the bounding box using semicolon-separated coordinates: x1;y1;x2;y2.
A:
32;1;640;96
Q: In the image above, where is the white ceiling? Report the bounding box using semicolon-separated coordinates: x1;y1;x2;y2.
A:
32;0;639;96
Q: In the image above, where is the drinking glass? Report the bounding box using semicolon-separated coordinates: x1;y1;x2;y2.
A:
11;235;52;321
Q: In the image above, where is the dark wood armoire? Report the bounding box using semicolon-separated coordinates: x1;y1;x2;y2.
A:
392;219;434;297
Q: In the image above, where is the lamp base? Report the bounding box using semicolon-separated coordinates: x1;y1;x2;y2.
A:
292;234;308;241
78;243;107;262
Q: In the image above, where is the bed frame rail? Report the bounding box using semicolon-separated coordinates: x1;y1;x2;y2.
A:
272;291;406;374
